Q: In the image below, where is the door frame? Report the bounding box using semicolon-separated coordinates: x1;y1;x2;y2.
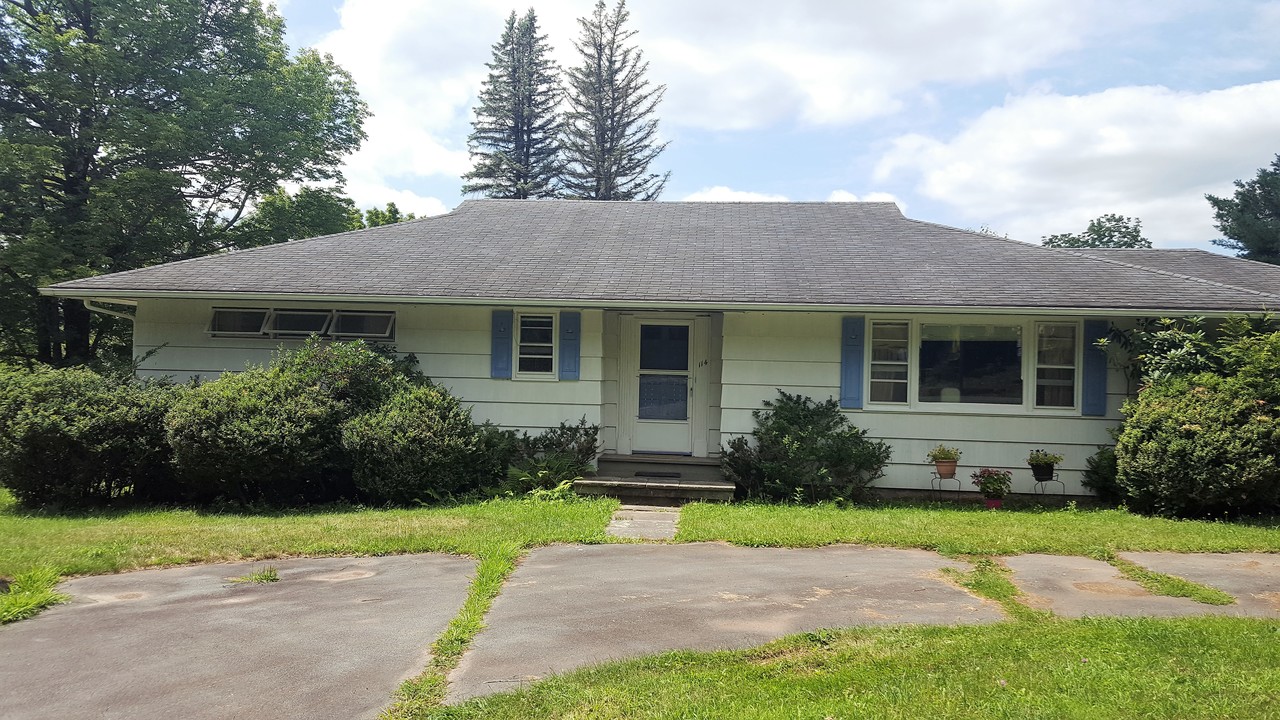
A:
618;313;711;457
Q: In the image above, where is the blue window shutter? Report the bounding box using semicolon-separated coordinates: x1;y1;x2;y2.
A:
491;309;513;379
840;316;865;409
559;311;581;381
1082;319;1109;416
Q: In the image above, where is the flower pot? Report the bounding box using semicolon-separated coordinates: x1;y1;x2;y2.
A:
934;460;958;479
1030;463;1056;483
985;498;1003;509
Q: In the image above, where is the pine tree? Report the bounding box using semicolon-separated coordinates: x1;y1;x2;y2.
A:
562;0;670;201
1208;155;1280;264
462;10;562;199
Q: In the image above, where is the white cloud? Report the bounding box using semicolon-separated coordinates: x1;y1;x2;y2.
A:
682;186;789;202
875;81;1280;247
827;190;906;211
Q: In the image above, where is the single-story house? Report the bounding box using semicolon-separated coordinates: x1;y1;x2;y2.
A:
42;200;1280;496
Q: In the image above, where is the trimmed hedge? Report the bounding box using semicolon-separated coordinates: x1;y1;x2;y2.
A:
341;385;492;504
0;368;178;507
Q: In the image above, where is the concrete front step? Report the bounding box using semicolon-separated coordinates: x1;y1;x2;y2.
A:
575;476;735;503
595;453;726;484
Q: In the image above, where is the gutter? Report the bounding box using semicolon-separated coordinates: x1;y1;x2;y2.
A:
40;288;1272;319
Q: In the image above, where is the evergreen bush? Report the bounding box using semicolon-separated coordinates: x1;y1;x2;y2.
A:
0;368;178;507
722;390;892;502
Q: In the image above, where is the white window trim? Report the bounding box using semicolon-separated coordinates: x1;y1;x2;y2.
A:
208;307;271;337
513;311;558;381
862;315;1084;416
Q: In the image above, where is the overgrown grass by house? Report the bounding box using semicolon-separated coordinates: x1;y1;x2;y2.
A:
0;489;617;579
431;617;1280;720
677;501;1280;556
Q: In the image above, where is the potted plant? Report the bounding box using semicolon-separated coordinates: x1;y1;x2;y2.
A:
971;467;1013;509
1026;449;1065;483
926;444;962;479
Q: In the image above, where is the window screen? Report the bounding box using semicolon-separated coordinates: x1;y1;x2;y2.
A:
331;311;394;338
270;310;331;336
209;308;269;335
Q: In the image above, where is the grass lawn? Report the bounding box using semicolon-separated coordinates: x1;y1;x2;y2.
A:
677;501;1280;556
0;489;617;579
433;617;1280;719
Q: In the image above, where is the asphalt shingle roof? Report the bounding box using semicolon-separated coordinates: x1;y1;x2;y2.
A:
45;200;1280;312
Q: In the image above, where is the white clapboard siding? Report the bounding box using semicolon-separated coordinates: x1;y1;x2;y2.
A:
133;299;605;435
719;311;1128;494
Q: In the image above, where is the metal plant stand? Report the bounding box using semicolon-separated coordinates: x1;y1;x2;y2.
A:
1032;471;1064;495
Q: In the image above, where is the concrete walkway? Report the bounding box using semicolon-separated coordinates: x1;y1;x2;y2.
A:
0;555;474;720
446;543;999;702
1;547;1276;715
606;504;680;540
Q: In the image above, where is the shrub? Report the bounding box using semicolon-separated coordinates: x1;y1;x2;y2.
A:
0;367;178;507
722;390;893;502
341;385;492;504
165;367;345;504
1116;371;1280;518
503;418;601;494
164;338;427;505
1082;445;1125;505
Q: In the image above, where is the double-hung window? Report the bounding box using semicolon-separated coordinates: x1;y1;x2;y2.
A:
516;314;556;376
1035;324;1077;408
869;321;909;403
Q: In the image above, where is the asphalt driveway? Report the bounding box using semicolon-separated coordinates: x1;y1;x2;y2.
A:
0;555;474;720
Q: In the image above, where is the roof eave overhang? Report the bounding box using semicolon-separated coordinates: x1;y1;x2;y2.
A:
39;286;1272;318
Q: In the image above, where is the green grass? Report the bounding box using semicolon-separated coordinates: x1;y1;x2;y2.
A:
1103;552;1237;605
941;556;1052;622
431;617;1280;719
229;566;279;584
0;489;617;578
677;501;1280;556
0;566;69;624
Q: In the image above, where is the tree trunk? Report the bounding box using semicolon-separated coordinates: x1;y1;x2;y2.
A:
62;298;91;365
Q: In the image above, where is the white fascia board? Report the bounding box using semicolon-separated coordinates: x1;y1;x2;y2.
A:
39;287;1270;319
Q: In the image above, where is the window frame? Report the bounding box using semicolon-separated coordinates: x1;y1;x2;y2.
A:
862;315;1084;415
268;309;333;337
208;307;271;337
1033;322;1080;410
513;311;558;380
330;310;396;339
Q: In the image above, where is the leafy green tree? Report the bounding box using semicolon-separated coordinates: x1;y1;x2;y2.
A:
363;202;416;227
0;1;368;366
1208;155;1280;263
562;0;669;201
236;187;364;247
462;9;562;199
1041;214;1151;248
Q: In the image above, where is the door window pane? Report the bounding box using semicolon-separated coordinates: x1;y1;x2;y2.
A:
919;324;1022;404
640;325;689;371
638;374;688;420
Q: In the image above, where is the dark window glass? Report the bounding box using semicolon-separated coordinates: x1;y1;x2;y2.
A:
919;324;1022;404
640;325;689;371
271;311;330;335
210;309;268;334
332;312;394;337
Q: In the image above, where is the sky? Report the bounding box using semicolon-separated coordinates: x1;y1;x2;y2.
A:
273;0;1280;250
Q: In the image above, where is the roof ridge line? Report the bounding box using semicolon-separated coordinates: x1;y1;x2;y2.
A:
901;217;1280;304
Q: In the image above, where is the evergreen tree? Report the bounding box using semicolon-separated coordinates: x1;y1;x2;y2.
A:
562;0;669;201
1208;155;1280;264
1041;214;1151;249
462;9;562;199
